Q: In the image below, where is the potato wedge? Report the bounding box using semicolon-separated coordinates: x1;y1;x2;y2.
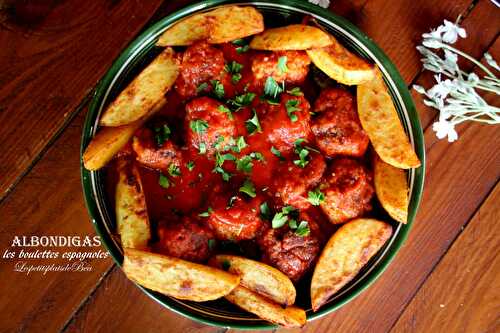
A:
306;35;374;85
211;255;295;306
99;47;179;126
311;218;392;311
357;68;421;169
83;120;142;170
123;248;240;302
115;159;150;249
157;6;264;46
374;155;409;223
250;24;332;50
225;286;306;328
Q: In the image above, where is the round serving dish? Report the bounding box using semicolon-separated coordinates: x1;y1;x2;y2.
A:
81;0;425;329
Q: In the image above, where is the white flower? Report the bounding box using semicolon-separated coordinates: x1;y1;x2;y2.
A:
467;72;479;85
484;52;500;71
308;0;330;8
413;85;426;94
432;118;458;142
443;50;458;65
422;26;445;40
422;38;442;49
441;19;466;44
427;75;453;99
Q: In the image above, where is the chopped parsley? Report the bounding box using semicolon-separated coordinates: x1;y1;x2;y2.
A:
232;38;249;53
287;87;303;96
210;80;225;99
271;205;297;228
217;105;233;119
295;221;310;236
293;138;310;168
158;173;170;189
213;151;236;181
168;163;181;177
249;152;265;161
228;92;256;111
198;207;213;217
225;61;243;84
239;178;256;198
260;202;272;221
196;82;209;93
208;239;216;250
285;99;301;122
245;110;262;135
271;146;284;161
186;161;195;171
236;155;253;173
263;76;284;99
308;189;325;206
198;142;207;154
153;124;171;147
231;136;247;153
190;119;208;134
277;56;288;74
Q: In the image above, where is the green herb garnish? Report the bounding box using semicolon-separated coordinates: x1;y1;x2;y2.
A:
264;76;284;99
168;163;181;177
154;124;171;147
293;139;310;168
277;56;288;74
210;79;225;99
196;82;209;93
228;92;256;110
295;221;310;236
186;161;195;171
260;202;272;221
245;109;262;135
233;39;249;53
218;105;233;119
271;146;284;160
158;173;170;189
198;142;207;154
190;119;208;134
198;207;213;217
286;99;300;122
307;189;325;206
287;87;303;96
239;178;256;198
231;136;247;153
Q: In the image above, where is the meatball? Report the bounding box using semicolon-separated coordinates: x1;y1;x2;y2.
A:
273;152;326;209
258;227;320;282
185;97;237;155
261;93;313;155
320;157;374;224
155;217;215;262
252;51;311;87
132;128;182;171
175;41;225;98
207;195;265;241
312;88;369;157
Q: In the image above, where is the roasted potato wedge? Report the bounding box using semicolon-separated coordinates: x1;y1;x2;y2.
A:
157;6;264;46
115;159;150;249
123;248;240;302
311;218;392;311
99;47;179;126
307;35;374;85
357;68;421;169
211;255;296;306
83;120;143;170
225;286;306;328
374;155;409;223
250;24;332;50
83;94;167;171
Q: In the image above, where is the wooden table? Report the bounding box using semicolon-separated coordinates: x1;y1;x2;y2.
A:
0;1;498;332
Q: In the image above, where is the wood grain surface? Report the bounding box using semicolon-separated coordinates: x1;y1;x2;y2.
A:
0;1;498;332
390;183;500;333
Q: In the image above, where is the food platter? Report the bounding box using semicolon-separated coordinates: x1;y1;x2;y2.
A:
81;0;425;329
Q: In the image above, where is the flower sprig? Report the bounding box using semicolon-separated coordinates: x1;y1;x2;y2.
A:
413;19;499;142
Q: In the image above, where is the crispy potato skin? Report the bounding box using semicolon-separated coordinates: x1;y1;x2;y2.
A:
306;35;374;85
250;24;332;51
211;255;296;306
357;68;421;169
123;248;240;302
156;6;264;46
225;286;306;328
100;48;179;126
115;159;150;250
374;155;409;223
311;218;392;311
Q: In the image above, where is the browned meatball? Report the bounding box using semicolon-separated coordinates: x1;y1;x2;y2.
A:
185;97;237;155
252;51;311;86
207;195;265;241
312;88;369;157
273;152;326;209
258;227;320;282
132;128;182;171
260;93;313;155
320;158;374;224
155;217;215;262
175;41;225;98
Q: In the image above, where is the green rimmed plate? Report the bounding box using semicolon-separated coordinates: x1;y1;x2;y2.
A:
80;0;425;329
